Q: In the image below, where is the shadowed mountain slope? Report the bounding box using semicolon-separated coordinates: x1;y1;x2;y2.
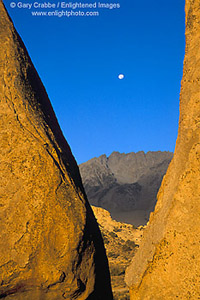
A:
80;151;173;226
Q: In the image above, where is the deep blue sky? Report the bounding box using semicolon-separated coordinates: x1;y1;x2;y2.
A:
5;0;185;164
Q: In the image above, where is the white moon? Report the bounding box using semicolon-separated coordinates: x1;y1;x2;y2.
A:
118;74;125;80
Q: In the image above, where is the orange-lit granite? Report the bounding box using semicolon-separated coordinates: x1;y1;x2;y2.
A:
0;1;113;299
125;0;200;299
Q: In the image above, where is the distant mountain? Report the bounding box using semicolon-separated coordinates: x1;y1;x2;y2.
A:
79;151;173;226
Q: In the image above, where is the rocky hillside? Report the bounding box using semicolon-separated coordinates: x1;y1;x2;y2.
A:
0;2;113;299
80;151;173;226
125;0;200;299
92;206;144;300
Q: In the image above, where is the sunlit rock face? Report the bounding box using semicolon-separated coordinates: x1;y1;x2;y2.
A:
125;1;200;299
0;1;113;299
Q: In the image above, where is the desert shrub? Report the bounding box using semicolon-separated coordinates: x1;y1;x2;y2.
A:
110;265;125;276
114;295;130;300
103;236;110;245
108;252;119;258
101;232;110;244
122;240;136;252
109;231;118;238
113;227;122;232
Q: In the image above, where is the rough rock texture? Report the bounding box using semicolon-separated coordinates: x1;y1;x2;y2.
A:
92;206;144;300
80;151;173;226
0;2;113;299
125;1;200;299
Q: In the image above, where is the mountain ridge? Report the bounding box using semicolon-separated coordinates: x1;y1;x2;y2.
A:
80;151;173;226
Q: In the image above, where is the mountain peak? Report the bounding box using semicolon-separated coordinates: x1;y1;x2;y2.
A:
79;151;173;226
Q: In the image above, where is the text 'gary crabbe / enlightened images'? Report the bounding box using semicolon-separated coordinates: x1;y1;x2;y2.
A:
10;1;121;17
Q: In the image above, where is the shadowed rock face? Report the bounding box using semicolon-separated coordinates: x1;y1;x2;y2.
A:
0;1;113;299
79;151;173;226
125;1;200;299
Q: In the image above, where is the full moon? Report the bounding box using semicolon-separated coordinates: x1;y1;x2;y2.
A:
118;74;125;80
